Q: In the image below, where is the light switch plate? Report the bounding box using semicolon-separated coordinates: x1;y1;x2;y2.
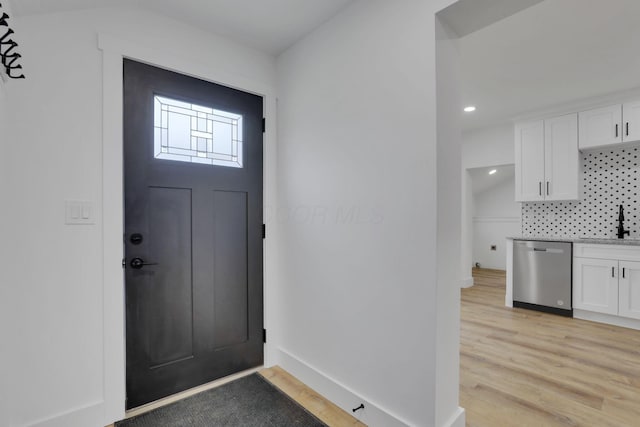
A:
65;200;95;225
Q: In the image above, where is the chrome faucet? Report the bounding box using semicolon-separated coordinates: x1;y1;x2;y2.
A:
617;204;630;239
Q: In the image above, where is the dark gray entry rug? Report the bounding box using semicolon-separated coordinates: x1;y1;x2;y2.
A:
116;373;328;427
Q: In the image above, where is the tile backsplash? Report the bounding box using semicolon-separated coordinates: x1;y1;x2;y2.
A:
522;145;639;238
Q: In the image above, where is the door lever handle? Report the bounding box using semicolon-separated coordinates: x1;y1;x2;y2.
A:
129;257;158;269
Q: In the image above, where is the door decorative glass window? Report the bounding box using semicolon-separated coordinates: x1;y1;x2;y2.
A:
154;95;243;168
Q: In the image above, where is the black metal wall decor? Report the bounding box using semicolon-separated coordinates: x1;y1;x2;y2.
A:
0;2;24;79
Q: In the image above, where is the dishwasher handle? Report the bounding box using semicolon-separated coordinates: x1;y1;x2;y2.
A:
527;247;564;254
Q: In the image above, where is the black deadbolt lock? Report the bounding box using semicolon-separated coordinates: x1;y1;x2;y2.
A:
130;233;143;245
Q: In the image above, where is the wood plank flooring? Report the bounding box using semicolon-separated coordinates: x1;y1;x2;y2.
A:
260;366;365;426
462;268;640;427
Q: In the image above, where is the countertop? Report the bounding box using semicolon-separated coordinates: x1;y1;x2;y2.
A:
508;236;640;246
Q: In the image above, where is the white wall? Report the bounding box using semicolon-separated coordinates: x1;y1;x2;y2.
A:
0;7;276;426
460;170;474;287
0;8;13;421
462;123;514;169
435;17;465;427
0;83;7;186
1;1;467;426
276;1;461;426
473;173;520;217
472;176;520;269
461;123;514;284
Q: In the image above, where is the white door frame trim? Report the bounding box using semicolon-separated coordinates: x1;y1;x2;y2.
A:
98;33;278;424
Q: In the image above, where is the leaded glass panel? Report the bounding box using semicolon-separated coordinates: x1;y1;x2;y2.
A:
153;95;243;168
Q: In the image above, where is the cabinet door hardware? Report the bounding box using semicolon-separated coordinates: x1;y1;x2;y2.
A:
539;182;542;196
616;124;619;138
626;122;630;137
623;267;626;279
546;181;550;196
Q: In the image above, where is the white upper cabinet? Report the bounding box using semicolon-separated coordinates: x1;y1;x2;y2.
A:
622;101;640;142
578;105;622;150
515;120;545;202
545;114;579;201
578;102;640;150
515;114;579;202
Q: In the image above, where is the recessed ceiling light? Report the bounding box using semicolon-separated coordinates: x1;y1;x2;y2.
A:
464;106;476;113
489;169;497;175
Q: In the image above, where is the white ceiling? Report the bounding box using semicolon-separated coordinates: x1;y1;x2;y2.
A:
13;0;640;132
460;0;640;131
10;0;355;55
469;164;515;195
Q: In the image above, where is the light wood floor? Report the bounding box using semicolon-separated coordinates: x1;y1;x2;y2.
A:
462;268;640;427
260;366;365;426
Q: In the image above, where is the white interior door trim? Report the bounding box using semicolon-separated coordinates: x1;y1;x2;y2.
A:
98;33;278;424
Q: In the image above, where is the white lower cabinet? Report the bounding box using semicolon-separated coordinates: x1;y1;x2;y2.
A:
573;245;640;321
618;261;640;320
573;257;618;315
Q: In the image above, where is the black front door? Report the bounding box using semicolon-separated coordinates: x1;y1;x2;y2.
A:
123;59;263;409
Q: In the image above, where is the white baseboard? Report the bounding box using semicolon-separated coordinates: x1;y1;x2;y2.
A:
574;309;640;331
442;407;466;427
26;401;103;427
278;348;412;426
461;276;474;288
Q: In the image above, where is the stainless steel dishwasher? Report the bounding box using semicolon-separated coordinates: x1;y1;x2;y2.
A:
513;240;572;317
